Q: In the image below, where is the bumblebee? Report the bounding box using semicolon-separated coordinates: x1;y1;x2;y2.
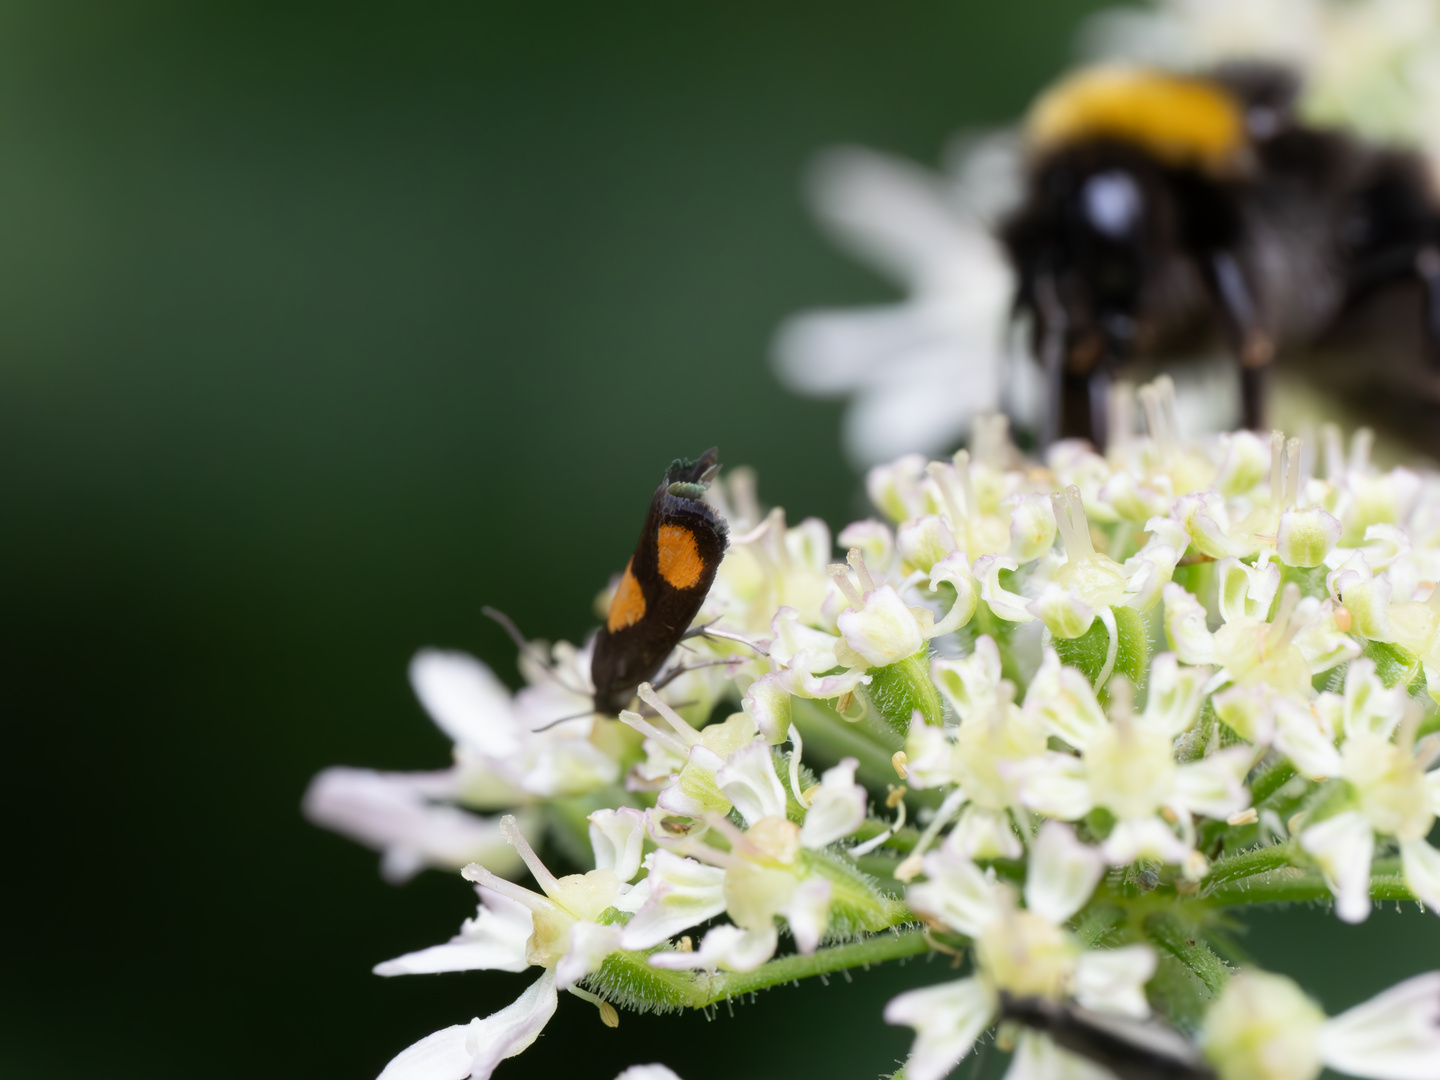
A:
1001;63;1440;446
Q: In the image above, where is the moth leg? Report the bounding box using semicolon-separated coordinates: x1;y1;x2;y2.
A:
1207;251;1273;430
649;654;744;694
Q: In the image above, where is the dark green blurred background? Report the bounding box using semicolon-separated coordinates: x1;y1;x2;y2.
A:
4;3;1437;1077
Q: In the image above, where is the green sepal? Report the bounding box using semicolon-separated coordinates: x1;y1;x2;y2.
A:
1052;605;1148;697
800;848;908;937
858;648;944;740
1361;639;1424;692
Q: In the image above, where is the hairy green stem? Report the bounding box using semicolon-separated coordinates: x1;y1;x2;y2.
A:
687;927;931;1007
1144;912;1230;997
1202;842;1295;890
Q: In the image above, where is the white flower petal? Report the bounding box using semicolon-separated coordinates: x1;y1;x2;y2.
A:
929;552;980;635
805;145;999;288
377;969;557;1080
303;767;524;883
950;805;1023;861
618;851;727;951
1171;746;1252;819
837;583;926;667
1162;582;1215;666
1301;810;1376;924
1003;1029;1116;1080
1272;697;1344;780
1318;972;1440;1080
375;886;532;976
556;920;623;990
931;635;1005;721
1073;944;1157;1019
782;876;833;954
649;923;779;973
1102;817;1192;867
1140;653;1208;738
742;673;792;745
717;741;788;826
800;758;867;849
1012;753;1095;821
409;649;522;757
907;842;1002;938
1024;821;1105;925
1023;649;1107;750
884;977;998;1080
615;1066;683;1080
975;554;1035;623
1400;838;1440;913
588;808;647;882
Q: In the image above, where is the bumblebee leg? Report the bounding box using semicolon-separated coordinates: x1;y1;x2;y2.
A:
1208;251;1274;430
1034;273;1067;447
1088;368;1111;449
1415;246;1440;372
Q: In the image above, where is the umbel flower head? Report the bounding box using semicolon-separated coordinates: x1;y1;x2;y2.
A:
312;374;1440;1080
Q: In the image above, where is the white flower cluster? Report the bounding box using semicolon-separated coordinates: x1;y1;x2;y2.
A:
314;383;1440;1080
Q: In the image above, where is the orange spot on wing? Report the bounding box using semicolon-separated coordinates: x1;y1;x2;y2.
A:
657;524;704;588
607;562;647;631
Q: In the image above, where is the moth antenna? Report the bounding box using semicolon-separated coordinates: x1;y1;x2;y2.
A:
481;605;587;696
528;708;601;733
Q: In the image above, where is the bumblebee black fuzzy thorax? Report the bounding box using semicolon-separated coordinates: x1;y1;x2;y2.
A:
1001;62;1440;446
590;449;728;715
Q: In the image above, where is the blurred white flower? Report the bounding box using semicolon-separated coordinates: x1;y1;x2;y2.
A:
1202;968;1440;1080
771;140;1038;467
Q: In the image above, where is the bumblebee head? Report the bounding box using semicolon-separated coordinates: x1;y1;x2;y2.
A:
1002;142;1178;376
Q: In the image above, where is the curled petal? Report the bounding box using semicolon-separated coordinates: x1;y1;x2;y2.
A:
588;808;647;883
1027;580;1098;639
1162;582;1214;666
974;553;1034;623
1216;557;1281;625
742;673;792;745
898;514;959;573
931;635;1004;722
837;584;926;666
928;552;979;636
